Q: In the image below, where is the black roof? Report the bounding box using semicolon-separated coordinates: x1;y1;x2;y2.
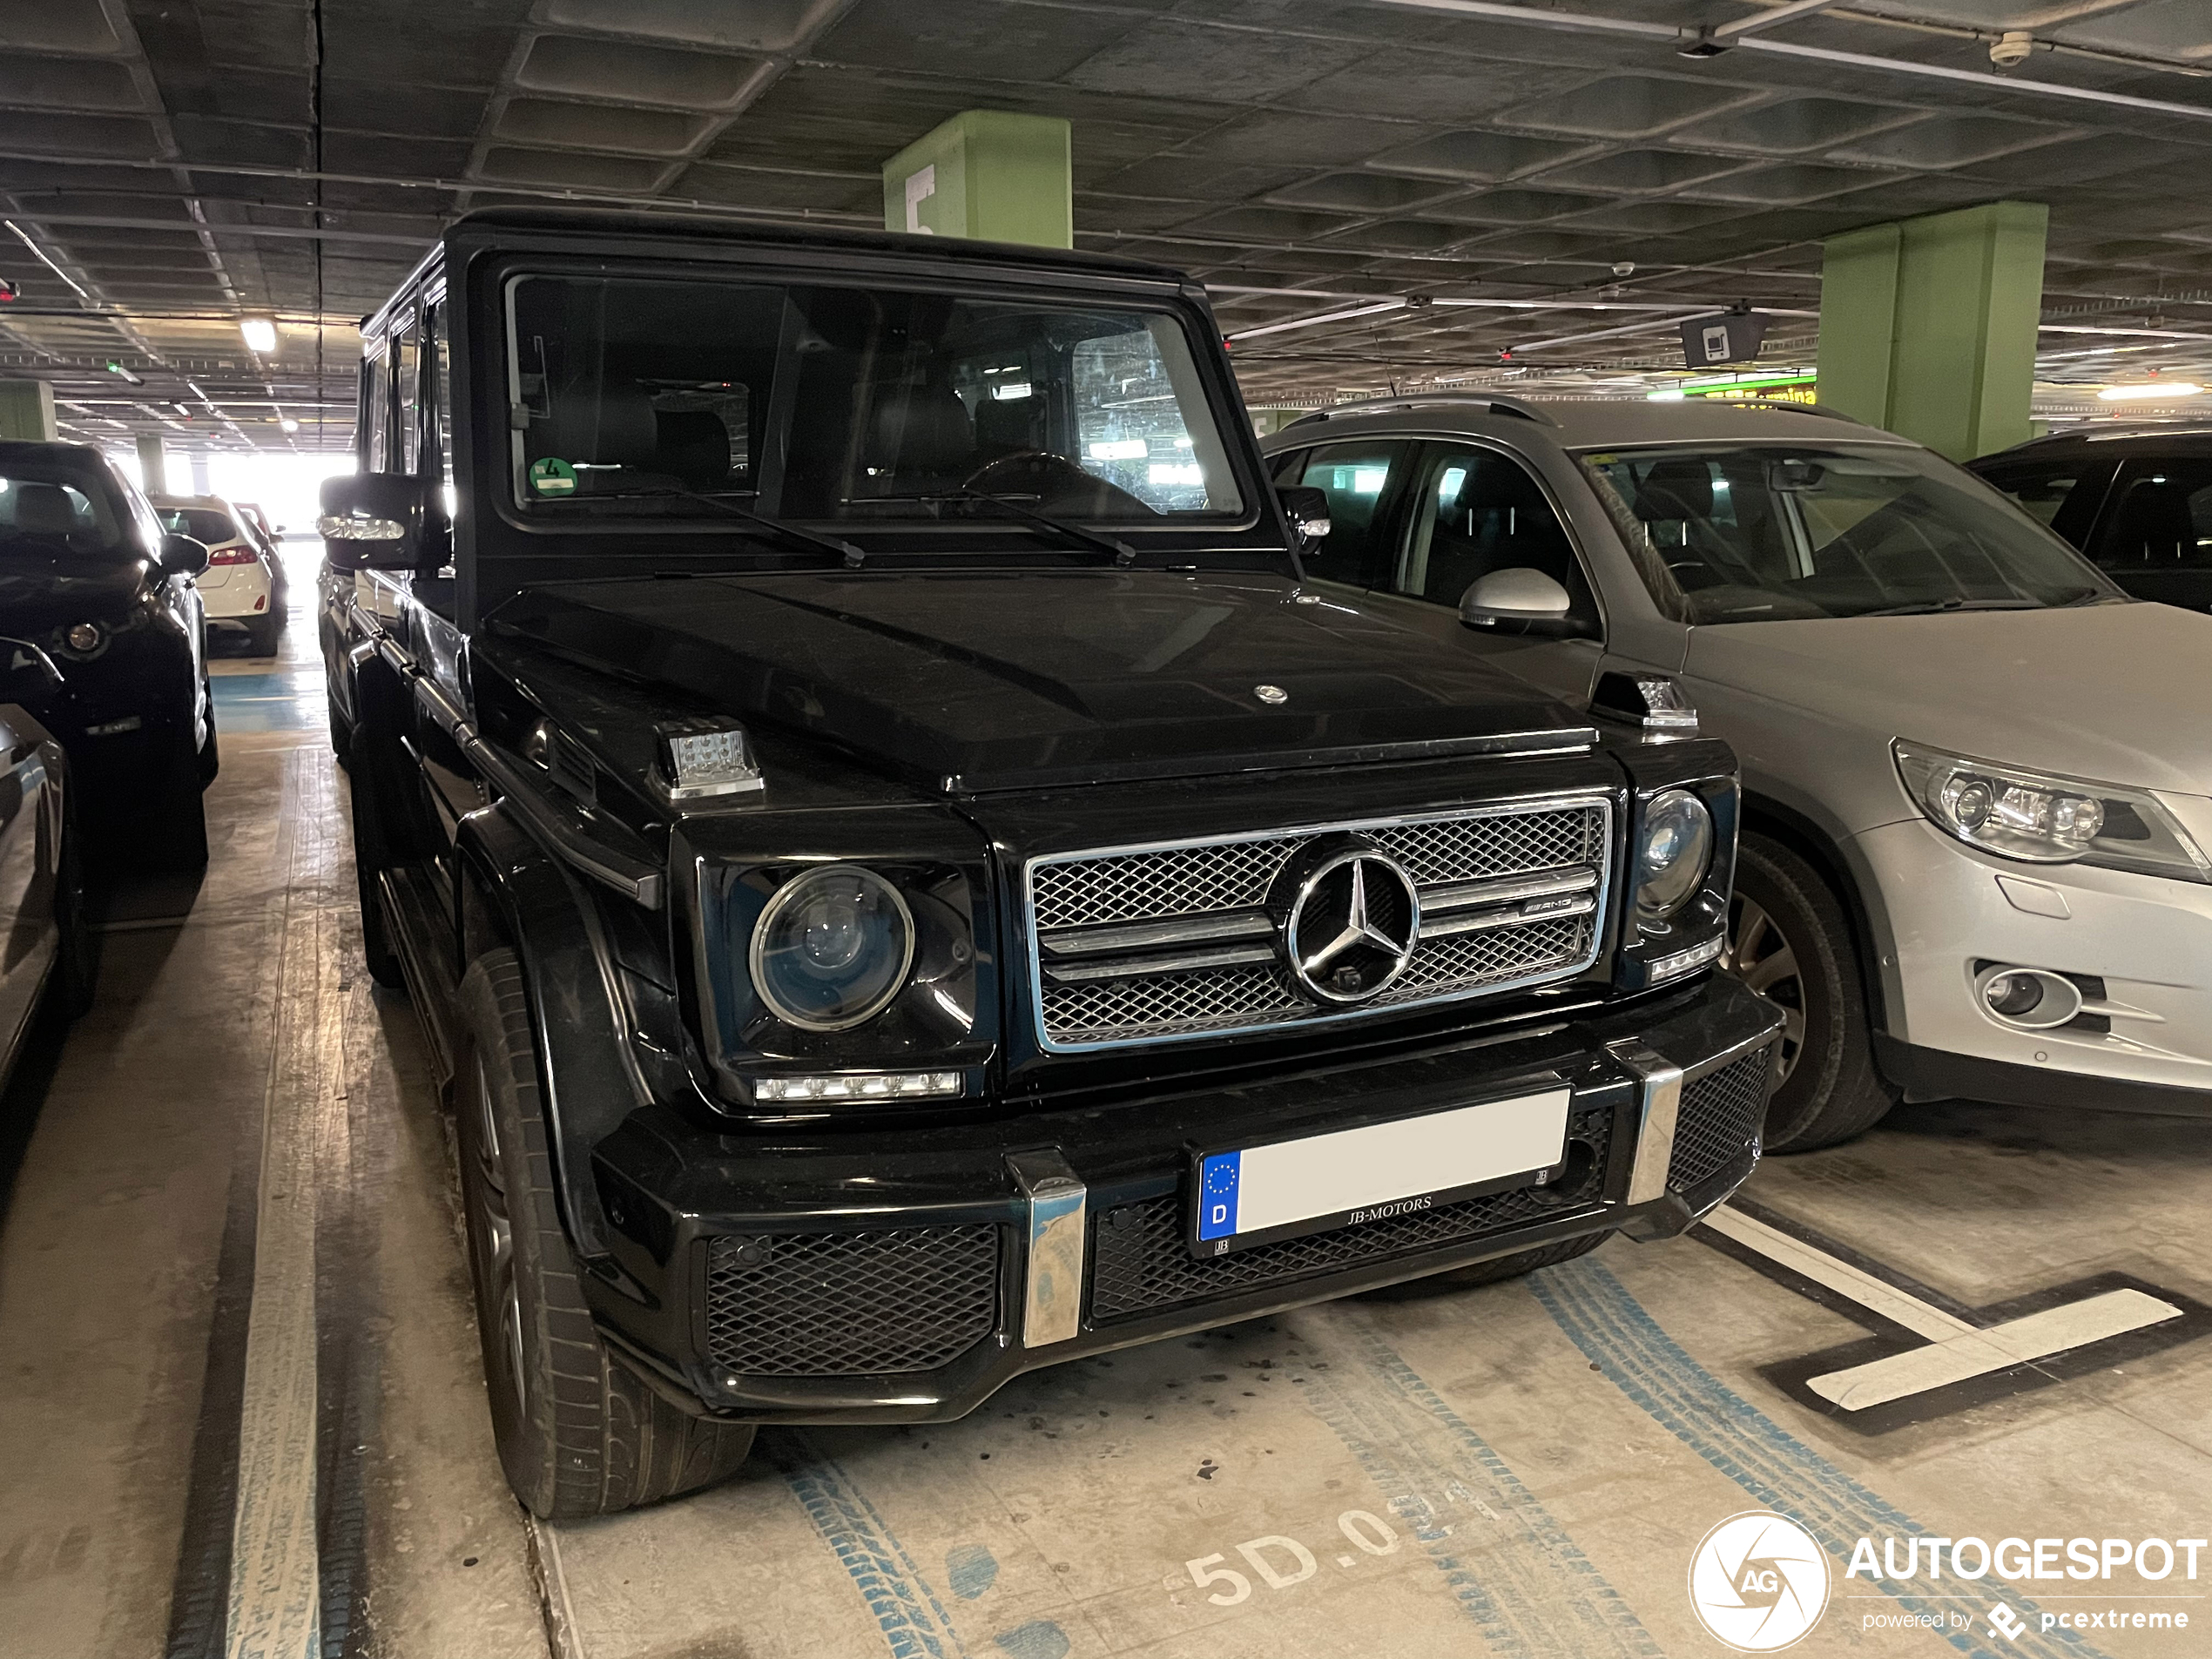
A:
442;206;1199;288
0;438;105;469
1977;424;2212;463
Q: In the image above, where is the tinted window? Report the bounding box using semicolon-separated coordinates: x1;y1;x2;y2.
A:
1577;443;2116;624
2093;460;2212;573
506;275;1244;523
395;313;421;475
157;507;244;544
363;344;391;472
1292;442;1407;588
0;469;129;556
1396;443;1592;616
1975;458;2112;550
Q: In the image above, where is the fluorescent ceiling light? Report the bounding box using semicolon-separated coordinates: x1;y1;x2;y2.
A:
239;316;278;354
2099;382;2204;401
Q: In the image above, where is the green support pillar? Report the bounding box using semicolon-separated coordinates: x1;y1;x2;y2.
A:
1815;201;2047;461
882;111;1072;249
0;380;57;442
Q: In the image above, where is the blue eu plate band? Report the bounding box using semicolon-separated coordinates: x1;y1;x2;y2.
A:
1610;1038;1684;1205
1008;1150;1087;1347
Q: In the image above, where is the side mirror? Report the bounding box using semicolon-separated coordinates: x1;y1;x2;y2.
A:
160;533;211;577
1459;568;1595;638
319;473;422;571
0;638;62;702
1277;484;1332;550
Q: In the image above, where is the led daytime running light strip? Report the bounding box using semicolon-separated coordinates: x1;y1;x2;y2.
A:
753;1071;961;1103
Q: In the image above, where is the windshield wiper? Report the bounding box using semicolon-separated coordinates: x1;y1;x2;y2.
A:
1857;597;2050;617
860;488;1136;567
602;486;867;570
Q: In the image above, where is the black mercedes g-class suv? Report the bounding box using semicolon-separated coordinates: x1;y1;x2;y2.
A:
321;208;1782;1520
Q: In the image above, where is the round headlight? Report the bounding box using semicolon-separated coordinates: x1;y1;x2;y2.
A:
749;866;914;1032
1635;789;1714;924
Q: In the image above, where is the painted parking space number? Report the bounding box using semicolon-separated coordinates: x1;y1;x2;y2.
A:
1184;1511;1400;1605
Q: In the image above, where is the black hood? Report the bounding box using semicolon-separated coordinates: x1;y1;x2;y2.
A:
491;569;1590;792
0;545;152;634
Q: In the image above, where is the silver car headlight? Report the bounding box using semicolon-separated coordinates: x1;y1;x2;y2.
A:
748;865;916;1030
1894;740;2211;883
1635;787;1715;924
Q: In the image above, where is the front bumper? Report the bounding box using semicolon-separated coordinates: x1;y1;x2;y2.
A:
1857;817;2212;1107
583;974;1783;1425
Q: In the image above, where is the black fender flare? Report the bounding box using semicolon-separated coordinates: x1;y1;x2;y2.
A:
455;800;649;1264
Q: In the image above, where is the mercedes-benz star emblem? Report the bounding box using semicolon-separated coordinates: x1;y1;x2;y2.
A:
1285;849;1420;1005
1253;684;1289;705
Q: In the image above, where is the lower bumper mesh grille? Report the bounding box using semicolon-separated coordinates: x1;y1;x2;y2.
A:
1089;1103;1613;1321
1667;1048;1777;1191
704;1226;1001;1378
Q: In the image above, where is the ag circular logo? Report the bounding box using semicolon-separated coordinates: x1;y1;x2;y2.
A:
1281;846;1420;1006
1688;1511;1831;1652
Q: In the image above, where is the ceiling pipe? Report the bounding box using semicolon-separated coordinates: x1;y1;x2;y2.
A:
1683;0;1846;56
1367;0;2212;125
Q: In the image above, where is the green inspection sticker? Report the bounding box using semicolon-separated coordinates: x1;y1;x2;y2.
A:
529;456;577;496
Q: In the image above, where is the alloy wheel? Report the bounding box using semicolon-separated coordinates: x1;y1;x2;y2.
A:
1723;894;1806;1082
470;1058;529;1409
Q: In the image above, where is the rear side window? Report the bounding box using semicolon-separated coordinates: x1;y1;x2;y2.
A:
2094;459;2212;572
1291;442;1407;588
1975;459;2112;550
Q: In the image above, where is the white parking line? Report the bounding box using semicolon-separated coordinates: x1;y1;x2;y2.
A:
1806;1290;2183;1411
226;755;345;1659
1702;1204;1973;1343
1704;1204;2183;1413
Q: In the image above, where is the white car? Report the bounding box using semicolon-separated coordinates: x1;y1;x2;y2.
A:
1264;395;2212;1150
150;493;287;654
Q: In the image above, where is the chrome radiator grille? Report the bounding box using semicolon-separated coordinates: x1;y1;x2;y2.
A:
1027;798;1611;1050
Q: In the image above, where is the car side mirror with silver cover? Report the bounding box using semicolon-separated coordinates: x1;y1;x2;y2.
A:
1276;483;1331;550
1459;568;1593;638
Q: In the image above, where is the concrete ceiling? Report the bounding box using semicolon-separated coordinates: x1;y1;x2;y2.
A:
0;0;2208;453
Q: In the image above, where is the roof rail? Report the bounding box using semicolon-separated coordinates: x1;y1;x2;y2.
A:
1285;392;1559;428
1696;397;1866;427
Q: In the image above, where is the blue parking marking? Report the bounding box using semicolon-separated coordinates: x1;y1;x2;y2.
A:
1295;1312;1665;1659
763;1430;970;1659
1533;1259;2113;1659
1196;1150;1240;1240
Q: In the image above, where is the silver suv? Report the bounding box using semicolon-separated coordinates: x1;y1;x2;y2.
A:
1264;396;2212;1150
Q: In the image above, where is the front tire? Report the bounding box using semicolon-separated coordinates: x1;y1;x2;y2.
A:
1727;833;1898;1153
454;952;754;1518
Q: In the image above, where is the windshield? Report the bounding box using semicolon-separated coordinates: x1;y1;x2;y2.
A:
1575;443;2120;624
505;273;1244;527
155;506;242;544
0;466;132;559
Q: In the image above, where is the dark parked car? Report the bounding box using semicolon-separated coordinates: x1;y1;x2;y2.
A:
0;442;217;868
1972;424;2212;612
0;643;95;1055
322;208;1783;1521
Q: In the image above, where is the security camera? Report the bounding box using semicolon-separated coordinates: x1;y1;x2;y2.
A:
1989;30;2033;67
1612;261;1635;279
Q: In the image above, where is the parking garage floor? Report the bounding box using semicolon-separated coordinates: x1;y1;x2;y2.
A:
1;556;2208;1659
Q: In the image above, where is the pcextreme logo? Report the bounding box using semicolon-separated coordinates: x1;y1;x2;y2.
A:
1689;1511;1833;1652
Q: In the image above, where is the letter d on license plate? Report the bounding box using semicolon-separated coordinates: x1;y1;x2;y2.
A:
1190;1085;1570;1256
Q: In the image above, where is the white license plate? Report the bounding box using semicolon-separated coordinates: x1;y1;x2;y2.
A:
1190;1085;1571;1256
